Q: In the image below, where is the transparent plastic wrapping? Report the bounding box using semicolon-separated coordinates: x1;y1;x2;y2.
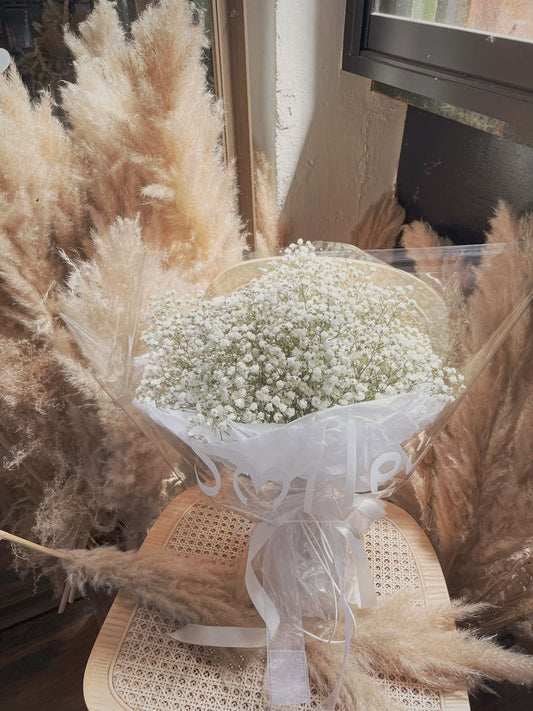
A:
62;240;532;708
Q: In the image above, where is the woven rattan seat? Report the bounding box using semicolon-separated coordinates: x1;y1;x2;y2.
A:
84;488;470;710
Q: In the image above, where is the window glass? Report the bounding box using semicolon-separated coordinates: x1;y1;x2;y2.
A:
0;1;131;100
372;0;533;42
0;1;215;100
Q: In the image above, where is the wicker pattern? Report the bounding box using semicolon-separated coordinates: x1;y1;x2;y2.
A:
365;515;423;600
110;502;443;710
165;502;252;560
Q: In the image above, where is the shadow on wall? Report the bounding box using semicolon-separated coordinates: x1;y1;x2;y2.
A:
270;0;406;245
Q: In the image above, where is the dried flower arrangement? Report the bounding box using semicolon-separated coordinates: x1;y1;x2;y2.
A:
2;525;533;708
0;0;245;586
103;228;531;704
392;201;533;645
95;234;533;703
0;0;531;704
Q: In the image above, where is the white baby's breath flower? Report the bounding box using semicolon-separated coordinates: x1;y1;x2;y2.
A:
137;242;462;435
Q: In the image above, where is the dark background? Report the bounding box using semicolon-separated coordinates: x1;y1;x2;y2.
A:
397;106;533;244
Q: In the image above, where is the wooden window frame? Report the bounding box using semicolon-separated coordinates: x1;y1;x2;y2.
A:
343;1;533;130
210;0;256;248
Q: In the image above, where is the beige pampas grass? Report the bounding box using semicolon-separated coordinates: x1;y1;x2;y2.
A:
393;202;533;635
253;152;283;257
66;546;260;629
0;208;179;579
402;220;452;249
0;63;85;342
58;216;170;371
0;64;85;259
61;0;244;286
0;334;174;572
348;593;533;690
1;0;248;588
0;336;111;587
308;592;533;710
0;530;259;628
402;219;470;368
57;215;195;517
3;529;532;707
351;191;406;250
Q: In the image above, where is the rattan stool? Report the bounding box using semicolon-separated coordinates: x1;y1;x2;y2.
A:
84;488;470;710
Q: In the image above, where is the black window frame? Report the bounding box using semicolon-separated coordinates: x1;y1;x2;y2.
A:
343;1;533;130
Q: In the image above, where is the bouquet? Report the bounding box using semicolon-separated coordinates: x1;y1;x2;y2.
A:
136;241;461;504
63;239;531;707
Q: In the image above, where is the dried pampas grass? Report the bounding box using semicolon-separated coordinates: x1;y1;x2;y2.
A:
347;593;532;690
351;191;406;250
253;151;283;256
0;329;178;585
0;63;85;343
393;201;533;634
61;0;244;285
2;529;532;708
0;158;180;585
0;0;531;687
58;216;174;369
0;530;259;628
0;338;106;563
308;592;533;710
0;0;248;588
66;546;259;629
401;219;452;249
57;215;195;522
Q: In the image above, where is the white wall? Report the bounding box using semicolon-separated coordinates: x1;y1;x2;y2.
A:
247;0;407;244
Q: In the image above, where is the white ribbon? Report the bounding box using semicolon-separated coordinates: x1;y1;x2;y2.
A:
170;624;266;647
170;491;385;707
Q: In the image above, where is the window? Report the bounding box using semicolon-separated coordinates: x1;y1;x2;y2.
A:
343;1;533;132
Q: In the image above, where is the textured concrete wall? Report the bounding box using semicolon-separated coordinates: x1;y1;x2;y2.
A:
248;0;407;244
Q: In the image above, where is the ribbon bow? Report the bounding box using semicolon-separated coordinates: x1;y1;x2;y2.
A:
170;486;385;707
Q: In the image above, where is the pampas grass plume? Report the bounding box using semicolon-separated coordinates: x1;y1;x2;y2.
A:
351;192;406;250
253;151;283;256
0;63;86;340
61;0;244;286
394;202;533;633
2;529;531;709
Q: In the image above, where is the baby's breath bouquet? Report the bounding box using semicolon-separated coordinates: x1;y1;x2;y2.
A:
136;242;461;504
65;239;531;708
131;241;467;705
138;242;459;433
